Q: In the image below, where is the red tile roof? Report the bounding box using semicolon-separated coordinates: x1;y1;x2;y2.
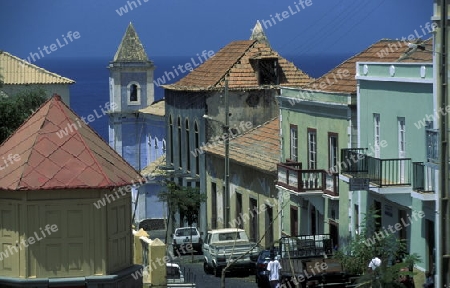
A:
164;40;312;91
0;95;141;190
303;38;433;94
204;118;280;174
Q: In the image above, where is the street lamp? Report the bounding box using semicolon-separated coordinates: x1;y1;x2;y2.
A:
203;78;230;228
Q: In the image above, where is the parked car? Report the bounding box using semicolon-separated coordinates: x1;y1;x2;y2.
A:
255;250;271;288
166;263;184;284
172;227;203;255
203;228;260;277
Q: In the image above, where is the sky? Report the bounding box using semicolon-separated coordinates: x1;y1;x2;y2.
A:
0;0;433;61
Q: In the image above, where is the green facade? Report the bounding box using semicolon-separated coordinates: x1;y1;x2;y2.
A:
353;62;435;271
278;87;353;244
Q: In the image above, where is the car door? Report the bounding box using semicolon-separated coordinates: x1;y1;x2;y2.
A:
203;233;212;262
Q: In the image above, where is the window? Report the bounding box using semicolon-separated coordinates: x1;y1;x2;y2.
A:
169;115;173;164
398;117;406;157
290;206;298;236
290;125;298;161
258;58;279;85
249;198;258;242
130;84;137;101
398;117;406;181
307;128;317;169
374;114;380;158
328;133;338;171
177;117;182;168
211;182;217;229
185;119;190;171
235;193;243;229
194;122;199;174
127;82;141;105
265;205;274;248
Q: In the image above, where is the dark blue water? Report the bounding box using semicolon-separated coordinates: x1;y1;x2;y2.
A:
38;53;351;141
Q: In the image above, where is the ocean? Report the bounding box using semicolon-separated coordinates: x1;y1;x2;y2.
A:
38;53;350;141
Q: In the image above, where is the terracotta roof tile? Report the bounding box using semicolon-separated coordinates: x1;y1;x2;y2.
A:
0;95;141;190
164;40;312;91
303;39;433;94
204;118;280;173
0;51;75;85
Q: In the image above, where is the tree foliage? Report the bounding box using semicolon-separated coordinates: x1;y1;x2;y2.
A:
0;88;47;144
334;208;421;287
158;181;207;227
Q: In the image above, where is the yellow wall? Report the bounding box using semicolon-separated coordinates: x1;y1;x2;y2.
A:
0;188;132;278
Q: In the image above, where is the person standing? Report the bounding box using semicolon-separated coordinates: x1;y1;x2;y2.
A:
267;254;282;288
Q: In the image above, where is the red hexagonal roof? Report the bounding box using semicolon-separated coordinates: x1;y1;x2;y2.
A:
0;94;142;190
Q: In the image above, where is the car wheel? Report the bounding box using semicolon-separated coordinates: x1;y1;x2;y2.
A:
214;265;222;277
203;262;211;274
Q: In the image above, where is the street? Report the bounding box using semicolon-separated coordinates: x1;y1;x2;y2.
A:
172;252;257;288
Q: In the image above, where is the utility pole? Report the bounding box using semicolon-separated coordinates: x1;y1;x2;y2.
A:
437;0;450;286
224;78;230;228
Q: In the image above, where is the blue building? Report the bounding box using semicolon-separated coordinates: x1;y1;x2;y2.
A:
108;23;166;225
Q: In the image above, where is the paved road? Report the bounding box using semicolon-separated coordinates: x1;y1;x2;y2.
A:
173;253;257;288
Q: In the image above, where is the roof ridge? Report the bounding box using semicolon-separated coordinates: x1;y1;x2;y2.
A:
53;96;142;186
53;97;113;186
232;116;279;141
16;102;50;189
0;51;75;84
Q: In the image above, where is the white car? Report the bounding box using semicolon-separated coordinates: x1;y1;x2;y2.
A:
172;227;203;255
166;263;184;284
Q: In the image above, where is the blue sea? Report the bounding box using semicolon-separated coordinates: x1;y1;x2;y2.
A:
38;54;351;141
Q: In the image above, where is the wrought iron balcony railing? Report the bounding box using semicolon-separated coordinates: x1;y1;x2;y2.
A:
341;149;411;187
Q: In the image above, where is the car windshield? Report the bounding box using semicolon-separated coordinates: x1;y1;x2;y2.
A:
218;231;247;241
260;250;271;260
175;228;197;237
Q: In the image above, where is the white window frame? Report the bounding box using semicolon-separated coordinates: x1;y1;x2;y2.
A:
127;81;141;105
290;125;298;161
398;117;406;182
374;113;380;158
307;129;317;170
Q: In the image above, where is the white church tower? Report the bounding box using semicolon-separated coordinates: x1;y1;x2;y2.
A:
108;22;155;170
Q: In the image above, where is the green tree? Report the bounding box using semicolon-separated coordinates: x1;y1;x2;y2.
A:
334;208;420;287
0;88;47;144
158;181;206;232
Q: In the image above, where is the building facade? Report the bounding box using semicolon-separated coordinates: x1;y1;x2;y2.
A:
204;118;280;249
163;24;312;234
343;58;435;272
277;86;351;246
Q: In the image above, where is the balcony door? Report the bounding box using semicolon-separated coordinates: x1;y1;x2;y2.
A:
398;117;406;182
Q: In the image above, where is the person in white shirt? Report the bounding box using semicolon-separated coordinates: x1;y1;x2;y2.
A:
267;254;282;288
368;256;382;271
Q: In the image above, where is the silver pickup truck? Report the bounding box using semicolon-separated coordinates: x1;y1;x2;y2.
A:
202;228;260;277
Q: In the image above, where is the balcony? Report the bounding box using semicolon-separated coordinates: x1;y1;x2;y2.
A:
341;149;411;187
277;162;339;196
412;162;434;193
426;129;439;163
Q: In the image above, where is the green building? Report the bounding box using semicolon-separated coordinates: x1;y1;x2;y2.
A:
343;43;435;272
276;39;431;254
